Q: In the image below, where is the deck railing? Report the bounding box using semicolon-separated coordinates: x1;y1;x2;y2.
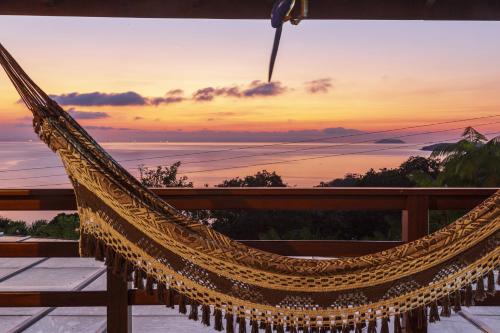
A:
0;187;498;332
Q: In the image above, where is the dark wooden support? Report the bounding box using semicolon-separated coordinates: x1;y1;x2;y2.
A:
0;241;79;257
0;290;107;307
1;0;500;21
0;188;494;211
402;195;429;242
107;268;132;333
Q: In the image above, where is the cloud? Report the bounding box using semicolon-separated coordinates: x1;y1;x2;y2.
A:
134;116;144;121
51;91;148;106
150;89;185;106
305;78;332;94
67;108;110;120
192;81;287;102
192;87;218;102
49;80;287;107
242;80;286;97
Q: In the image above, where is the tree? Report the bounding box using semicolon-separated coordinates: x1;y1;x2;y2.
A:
430;127;499;187
410;127;499;187
217;170;286;187
138;161;193;188
319;156;441;188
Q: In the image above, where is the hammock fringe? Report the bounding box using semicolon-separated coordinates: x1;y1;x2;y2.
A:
80;232;500;332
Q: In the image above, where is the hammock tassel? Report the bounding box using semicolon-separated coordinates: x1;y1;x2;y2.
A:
214;309;224;331
453;290;462;312
440;294;451;317
178;294;187;314
145;276;155;295
264;322;272;333
416;306;426;329
166;288;175;308
380;316;389;333
94;239;104;261
354;320;363;333
82;233;94;257
393;314;402;333
464;285;474;306
202;305;211;326
189;300;199;321
429;300;440;323
250;320;259;333
156;283;166;304
111;253;123;277
367;319;376;333
226;313;235;333
125;262;133;282
487;270;496;295
134;269;144;289
475;277;486;302
276;324;285;333
260;320;267;330
289;325;297;333
105;246;114;266
239;317;247;333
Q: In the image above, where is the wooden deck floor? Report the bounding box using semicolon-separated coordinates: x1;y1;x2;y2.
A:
0;236;498;333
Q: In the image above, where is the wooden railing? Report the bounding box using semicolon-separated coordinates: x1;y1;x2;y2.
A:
0;187;498;333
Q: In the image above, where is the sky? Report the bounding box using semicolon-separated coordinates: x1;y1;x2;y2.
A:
0;16;499;142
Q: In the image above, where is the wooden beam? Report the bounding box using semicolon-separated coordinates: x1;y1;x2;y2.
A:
0;241;79;257
0;188;494;211
1;0;500;21
107;269;132;333
402;195;429;242
0;290;107;307
0;240;402;257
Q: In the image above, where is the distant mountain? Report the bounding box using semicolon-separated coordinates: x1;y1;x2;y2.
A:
421;143;453;151
375;138;405;144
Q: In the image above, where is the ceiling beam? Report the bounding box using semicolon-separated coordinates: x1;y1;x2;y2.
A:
1;0;500;21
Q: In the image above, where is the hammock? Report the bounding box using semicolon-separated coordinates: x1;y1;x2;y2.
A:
0;43;498;333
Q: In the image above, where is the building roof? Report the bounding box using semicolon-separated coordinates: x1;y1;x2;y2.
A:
1;0;500;21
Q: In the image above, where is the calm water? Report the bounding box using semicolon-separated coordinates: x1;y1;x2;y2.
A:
0;141;430;221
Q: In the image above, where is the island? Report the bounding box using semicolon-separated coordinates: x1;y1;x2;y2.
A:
375;138;406;144
421;143;453;151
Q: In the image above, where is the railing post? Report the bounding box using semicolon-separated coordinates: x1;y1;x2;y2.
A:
107;267;132;333
402;195;429;242
402;195;429;333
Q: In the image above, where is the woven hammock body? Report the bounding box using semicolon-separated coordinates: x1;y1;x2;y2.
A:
1;43;498;332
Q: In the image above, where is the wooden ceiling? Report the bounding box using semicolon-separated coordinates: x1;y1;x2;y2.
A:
1;0;500;21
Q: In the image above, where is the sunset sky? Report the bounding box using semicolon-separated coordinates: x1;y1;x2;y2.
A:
0;16;499;141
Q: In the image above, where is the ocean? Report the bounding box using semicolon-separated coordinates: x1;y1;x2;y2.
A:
0;141;430;221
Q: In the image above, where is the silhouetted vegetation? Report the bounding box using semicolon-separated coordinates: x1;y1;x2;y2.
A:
1;128;497;241
0;213;79;240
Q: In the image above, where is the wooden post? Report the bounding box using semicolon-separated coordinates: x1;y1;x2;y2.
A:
107;268;132;333
402;195;429;332
402;195;429;242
